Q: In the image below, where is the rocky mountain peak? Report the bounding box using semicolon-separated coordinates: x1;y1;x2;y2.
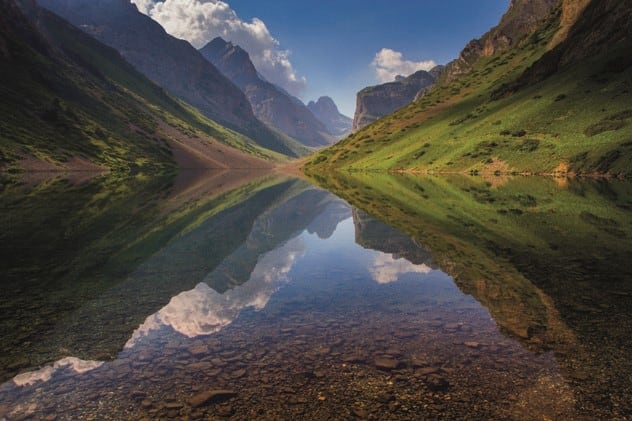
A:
39;0;302;157
200;38;334;147
307;96;339;118
200;37;259;86
307;97;352;138
445;0;561;81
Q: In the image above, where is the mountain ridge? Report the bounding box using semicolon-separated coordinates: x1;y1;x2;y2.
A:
199;37;335;148
38;0;305;157
307;96;352;138
305;0;632;176
443;0;560;82
0;0;280;171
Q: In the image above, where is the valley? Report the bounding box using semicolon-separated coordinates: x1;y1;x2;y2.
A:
1;0;631;419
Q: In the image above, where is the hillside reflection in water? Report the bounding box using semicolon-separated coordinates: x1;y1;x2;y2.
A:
0;171;630;419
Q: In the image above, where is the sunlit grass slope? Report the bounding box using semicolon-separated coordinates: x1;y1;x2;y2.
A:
305;10;632;176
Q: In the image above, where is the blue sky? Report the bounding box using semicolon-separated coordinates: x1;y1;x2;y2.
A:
135;0;510;116
224;0;509;115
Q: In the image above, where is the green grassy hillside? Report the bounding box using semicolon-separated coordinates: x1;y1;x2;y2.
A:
305;3;632;176
0;2;291;172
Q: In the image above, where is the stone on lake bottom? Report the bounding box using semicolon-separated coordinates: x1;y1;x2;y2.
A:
352;407;369;418
416;367;440;376
163;402;183;410
374;357;401;370
188;344;209;357
342;354;367;364
188;390;238;408
425;376;450;391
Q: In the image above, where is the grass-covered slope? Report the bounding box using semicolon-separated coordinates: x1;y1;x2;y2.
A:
0;0;287;172
305;1;632;176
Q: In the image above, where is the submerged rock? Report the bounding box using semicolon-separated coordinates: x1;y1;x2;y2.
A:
374;357;402;370
188;390;238;408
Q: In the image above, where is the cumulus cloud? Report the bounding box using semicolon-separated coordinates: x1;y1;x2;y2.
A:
131;0;306;96
372;48;437;83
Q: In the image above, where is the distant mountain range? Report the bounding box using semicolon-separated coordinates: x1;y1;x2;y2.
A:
0;0;286;172
199;37;335;148
306;0;632;176
307;96;353;138
38;0;306;157
2;0;356;172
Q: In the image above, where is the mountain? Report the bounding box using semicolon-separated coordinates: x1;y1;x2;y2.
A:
444;0;559;82
350;0;561;133
352;69;437;131
38;0;305;157
495;0;632;96
305;0;632;175
307;96;353;138
0;0;280;172
199;37;334;148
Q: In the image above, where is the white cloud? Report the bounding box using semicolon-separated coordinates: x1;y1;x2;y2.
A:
372;48;436;83
131;0;307;96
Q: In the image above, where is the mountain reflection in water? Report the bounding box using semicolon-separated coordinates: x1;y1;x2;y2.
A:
0;171;630;419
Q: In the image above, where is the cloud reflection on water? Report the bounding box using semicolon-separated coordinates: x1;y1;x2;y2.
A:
370;253;433;284
12;358;103;387
126;237;306;345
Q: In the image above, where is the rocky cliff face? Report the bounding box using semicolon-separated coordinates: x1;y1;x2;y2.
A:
545;0;632;66
38;0;300;156
200;37;334;147
495;0;632;97
352;69;437;131
548;0;591;48
444;0;560;81
307;96;352;138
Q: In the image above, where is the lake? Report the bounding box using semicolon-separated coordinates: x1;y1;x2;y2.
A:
0;170;630;419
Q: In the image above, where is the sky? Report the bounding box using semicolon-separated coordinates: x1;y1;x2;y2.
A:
132;0;510;116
